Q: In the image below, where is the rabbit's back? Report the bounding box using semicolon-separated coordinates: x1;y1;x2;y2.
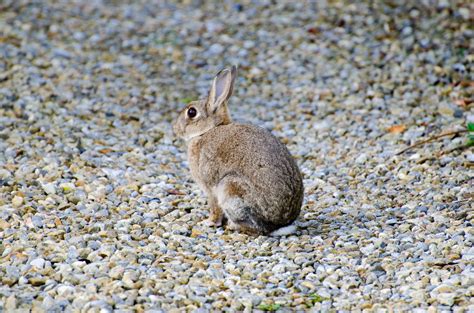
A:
190;123;303;223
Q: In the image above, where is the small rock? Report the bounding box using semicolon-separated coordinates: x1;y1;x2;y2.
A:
42;295;56;309
0;169;12;179
208;43;224;55
30;257;46;269
458;8;470;20
0;219;10;230
301;281;316;290
432;284;454;294
436;293;456;306
438;105;454;116
453;109;463;118
5;295;17;310
53;48;72;59
31;215;44;228
272;264;286;274
294;256;308;265
234;4;244;12
29;276;47;286
2;276;17;286
386;218;398;225
109;266;125;279
12;196;23;207
18;277;28;285
41;183;56;195
57;285;76;297
355;153;367;165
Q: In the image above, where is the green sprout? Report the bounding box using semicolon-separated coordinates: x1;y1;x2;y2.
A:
180;97;194;104
257;303;281;311
305;293;330;307
467;122;474;147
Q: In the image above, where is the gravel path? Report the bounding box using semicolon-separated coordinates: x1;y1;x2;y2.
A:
1;0;473;311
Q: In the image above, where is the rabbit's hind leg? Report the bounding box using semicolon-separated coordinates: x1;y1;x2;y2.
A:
214;177;265;235
205;194;224;227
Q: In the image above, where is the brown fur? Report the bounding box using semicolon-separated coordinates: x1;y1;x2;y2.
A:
226;182;246;198
173;66;304;235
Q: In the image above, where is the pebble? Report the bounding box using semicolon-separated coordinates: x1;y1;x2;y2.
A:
436;293;456;306
5;295;17;310
0;1;471;312
453;109;463;118
31;216;44;228
41;183;56;195
355;153;368;165
57;285;76;297
0;219;10;230
30;258;46;269
12;196;23;207
29;277;47;286
208;44;225;55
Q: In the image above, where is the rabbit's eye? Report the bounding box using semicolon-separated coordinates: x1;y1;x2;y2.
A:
187;107;197;118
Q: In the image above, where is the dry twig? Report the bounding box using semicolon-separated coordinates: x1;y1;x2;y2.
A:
396;129;467;155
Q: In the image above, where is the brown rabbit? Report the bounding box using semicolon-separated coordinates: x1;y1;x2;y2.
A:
173;66;303;235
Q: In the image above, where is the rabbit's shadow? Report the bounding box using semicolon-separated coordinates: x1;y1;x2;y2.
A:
296;220;323;237
296;207;362;238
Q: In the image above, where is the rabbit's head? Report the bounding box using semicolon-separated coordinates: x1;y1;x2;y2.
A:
173;66;237;141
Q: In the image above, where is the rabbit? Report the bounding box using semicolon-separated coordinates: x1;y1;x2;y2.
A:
173;66;304;236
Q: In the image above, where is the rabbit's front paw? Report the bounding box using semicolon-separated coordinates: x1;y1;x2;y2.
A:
204;217;223;227
205;205;224;227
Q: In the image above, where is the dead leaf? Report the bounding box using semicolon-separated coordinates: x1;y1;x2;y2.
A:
167;189;186;196
387;125;406;134
454;98;473;107
459;80;474;88
190;228;203;238
98;148;112;154
307;27;320;35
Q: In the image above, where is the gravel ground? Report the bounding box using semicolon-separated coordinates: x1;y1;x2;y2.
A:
1;0;473;312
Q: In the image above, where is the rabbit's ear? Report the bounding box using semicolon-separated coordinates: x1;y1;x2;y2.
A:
207;65;237;113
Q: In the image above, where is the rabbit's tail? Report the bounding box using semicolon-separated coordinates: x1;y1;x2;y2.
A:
269;224;297;236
